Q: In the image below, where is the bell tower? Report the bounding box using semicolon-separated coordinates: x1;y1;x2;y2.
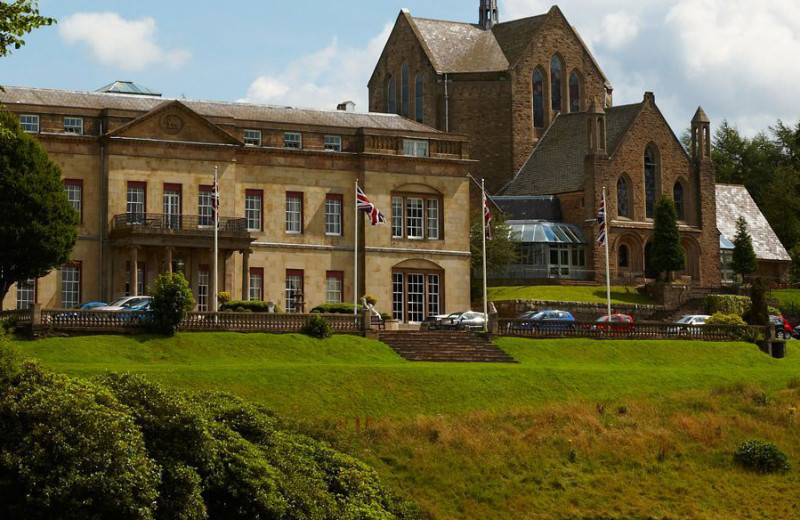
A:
479;0;499;30
691;107;711;161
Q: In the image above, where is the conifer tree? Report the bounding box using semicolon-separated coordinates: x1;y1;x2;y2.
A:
650;195;685;281
732;216;758;280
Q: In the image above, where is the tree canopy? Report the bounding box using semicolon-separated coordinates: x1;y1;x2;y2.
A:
732;216;758;279
650;195;685;281
0;0;54;59
0;109;78;302
470;207;518;297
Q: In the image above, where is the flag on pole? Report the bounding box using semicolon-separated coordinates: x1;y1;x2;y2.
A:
483;191;493;240
356;185;386;225
596;192;606;246
211;176;220;221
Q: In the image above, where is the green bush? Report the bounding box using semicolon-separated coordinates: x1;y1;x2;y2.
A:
217;291;231;308
705;313;747;326
702;294;751;316
301;315;333;339
310;302;362;314
733;440;790;474
768;306;781;316
221;300;284;313
149;272;195;335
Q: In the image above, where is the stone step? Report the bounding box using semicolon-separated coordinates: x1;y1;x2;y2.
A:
379;331;517;363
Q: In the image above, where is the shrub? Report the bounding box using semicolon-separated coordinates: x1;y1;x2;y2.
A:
768;306;781;317
702;294;751;316
734;440;790;474
218;292;231;307
749;279;770;327
705;313;747;326
149;272;195;335
302;315;333;339
221;300;284;313
310;303;362;314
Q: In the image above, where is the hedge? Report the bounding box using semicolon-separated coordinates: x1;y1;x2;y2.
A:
220;301;284;313
702;295;751;317
310;303;363;314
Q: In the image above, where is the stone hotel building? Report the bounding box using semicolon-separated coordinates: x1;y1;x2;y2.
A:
0;82;473;321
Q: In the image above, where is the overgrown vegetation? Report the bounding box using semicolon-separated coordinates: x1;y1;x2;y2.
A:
702;294;751;316
734;440;791;474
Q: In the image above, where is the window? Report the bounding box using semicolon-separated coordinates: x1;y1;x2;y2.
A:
392;273;404;321
325;271;343;303
644;146;657;218
198;267;209;311
64;117;83;135
284;132;302;149
618;244;629;267
403;139;429;157
245;189;263;232
65;179;83;223
392;270;443;323
61;263;81;309
387;75;397;114
325;194;343;236
401;62;410;117
324;135;342;152
20;114;39;133
16;279;35;310
569;72;581;113
125;262;145;297
415;74;424;123
617;176;630;218
550;55;563;113
285;192;303;234
427;274;440;316
243;129;262;146
533;69;544;128
163;184;182;230
126;182;146;222
285;270;304;313
674;182;685;221
391;193;442;240
198;185;213;227
249;268;264;302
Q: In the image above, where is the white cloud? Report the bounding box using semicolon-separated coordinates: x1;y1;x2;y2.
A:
598;12;640;50
59;12;190;71
241;23;393;111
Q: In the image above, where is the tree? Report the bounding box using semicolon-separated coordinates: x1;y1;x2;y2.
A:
650;195;685;281
0;1;54;59
0;110;78;302
732;216;758;280
469;209;518;298
789;244;800;283
149;272;195;335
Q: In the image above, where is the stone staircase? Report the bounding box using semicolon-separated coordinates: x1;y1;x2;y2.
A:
379;331;517;363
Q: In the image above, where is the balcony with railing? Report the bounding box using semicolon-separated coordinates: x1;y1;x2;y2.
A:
110;213;254;248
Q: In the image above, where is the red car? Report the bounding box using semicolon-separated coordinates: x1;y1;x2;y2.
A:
770;315;792;340
595;313;634;332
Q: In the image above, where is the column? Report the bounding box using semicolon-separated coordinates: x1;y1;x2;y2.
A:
129;246;139;295
241;249;251;301
166;247;174;274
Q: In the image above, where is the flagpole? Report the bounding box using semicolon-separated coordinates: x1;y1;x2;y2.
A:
603;187;612;319
354;179;359;316
482;179;489;328
212;165;219;314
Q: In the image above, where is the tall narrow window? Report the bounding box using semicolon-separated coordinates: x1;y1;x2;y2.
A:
427;274;440;317
163;184;181;230
644;146;657;218
285;192;303;234
391;197;404;238
16;279;35;310
325;194;343;236
325;271;343;303
401;62;410;117
427;199;440;239
61;263;81;309
198;186;213;227
245;189;263;232
550;56;563;113
415;74;424;123
249;267;264;302
392;273;404;321
127;182;146;223
617;176;630;218
198;267;209;311
65;179;83;223
387;75;396;114
406;198;424;239
285;270;304;313
533;69;544;128
674;182;685;221
618;245;629;267
569;72;581;113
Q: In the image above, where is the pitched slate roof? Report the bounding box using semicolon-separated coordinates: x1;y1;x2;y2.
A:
715;184;791;262
0;86;442;133
412;18;509;73
492;195;562;221
490;15;548;67
501;102;643;196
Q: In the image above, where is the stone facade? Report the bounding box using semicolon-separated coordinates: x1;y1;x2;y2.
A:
1;87;473;322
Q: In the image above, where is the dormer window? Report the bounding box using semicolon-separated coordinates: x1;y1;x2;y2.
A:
64;117;84;135
403;139;429;157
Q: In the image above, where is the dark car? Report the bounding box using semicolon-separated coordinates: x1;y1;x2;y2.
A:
770;315;792;340
517;310;576;331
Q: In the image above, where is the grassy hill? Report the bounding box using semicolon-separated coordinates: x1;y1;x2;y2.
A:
11;333;800;519
488;285;655;305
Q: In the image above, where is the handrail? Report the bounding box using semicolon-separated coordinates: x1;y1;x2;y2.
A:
112;213;249;233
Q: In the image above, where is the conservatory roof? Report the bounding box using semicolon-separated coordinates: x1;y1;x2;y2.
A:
508;220;586;244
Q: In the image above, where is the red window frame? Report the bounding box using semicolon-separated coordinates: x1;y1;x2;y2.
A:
286;269;305;312
286;191;304;234
64;178;84;224
249;267;265;301
325;193;344;237
326;270;344;303
127;181;147;214
246;189;264;232
63;260;82;307
163;183;183;216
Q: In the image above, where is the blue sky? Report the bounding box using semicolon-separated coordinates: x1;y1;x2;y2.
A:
4;0;800;136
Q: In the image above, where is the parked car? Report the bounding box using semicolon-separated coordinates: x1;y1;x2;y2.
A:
517;310;576;331
770;315;792;340
53;301;109;320
447;311;487;331
594;313;634;332
672;315;711;334
94;296;152;312
421;314;451;331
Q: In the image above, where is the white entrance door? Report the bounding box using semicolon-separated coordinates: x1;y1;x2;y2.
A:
163;190;181;229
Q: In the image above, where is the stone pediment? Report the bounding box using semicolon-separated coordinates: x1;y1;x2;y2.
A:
107;100;242;146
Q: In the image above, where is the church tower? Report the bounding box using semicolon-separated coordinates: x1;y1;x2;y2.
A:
479;0;499;30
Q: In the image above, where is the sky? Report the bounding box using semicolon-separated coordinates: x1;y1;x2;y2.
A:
3;0;800;137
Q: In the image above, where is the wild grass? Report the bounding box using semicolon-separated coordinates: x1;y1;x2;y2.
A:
487;285;655;305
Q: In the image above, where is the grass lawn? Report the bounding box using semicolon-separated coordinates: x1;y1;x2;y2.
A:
773;289;800;313
10;333;800;519
488;285;655;305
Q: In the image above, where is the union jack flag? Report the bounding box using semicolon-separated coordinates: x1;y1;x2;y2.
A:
597;192;606;246
211;175;220;224
356;185;386;226
483;191;493;240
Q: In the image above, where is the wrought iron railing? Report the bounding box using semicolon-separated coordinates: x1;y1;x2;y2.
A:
112;213;249;233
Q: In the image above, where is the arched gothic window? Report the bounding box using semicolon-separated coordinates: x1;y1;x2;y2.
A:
569;71;580;113
415;74;424;123
674;182;685;221
644;145;657;218
387;76;396;114
401;63;410;117
533;69;544;128
617;176;631;218
550;56;563;113
618;244;629;267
